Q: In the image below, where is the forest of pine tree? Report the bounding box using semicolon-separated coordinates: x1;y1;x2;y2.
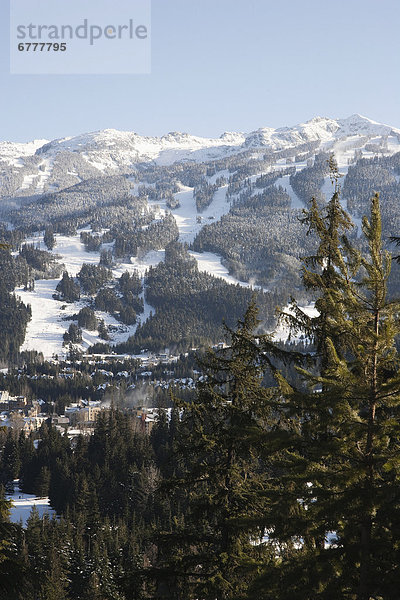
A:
3;184;400;599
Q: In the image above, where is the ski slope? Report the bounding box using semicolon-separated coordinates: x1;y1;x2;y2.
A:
16;180;262;358
274;174;304;210
8;113;400;357
190;250;268;292
17;231;159;358
148;183;232;245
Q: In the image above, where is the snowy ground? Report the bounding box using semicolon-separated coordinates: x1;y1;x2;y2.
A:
9;142;391;358
116;249;165;278
7;481;55;527
47;231;103;277
274;174;304;210
320;174;337;202
17;231;159;358
190;250;268;292
17;279;76;358
149;183;232;245
19;157;55;194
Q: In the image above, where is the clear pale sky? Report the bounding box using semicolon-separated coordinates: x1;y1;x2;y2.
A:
1;0;400;142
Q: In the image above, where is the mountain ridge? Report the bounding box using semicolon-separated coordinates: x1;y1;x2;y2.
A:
2;113;399;161
1;113;399;199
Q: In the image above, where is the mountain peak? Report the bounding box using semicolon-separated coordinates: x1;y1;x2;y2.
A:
1;114;400;191
336;114;397;137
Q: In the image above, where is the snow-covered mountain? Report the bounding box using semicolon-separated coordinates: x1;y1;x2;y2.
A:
1;114;400;198
0;138;49;166
244;115;400;149
5;113;400;359
32;128;248;170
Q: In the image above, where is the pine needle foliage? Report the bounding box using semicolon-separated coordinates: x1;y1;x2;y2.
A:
154;301;277;600
253;192;400;600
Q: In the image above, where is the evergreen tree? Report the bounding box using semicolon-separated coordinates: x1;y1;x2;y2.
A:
34;465;51;498
64;323;83;345
78;307;98;331
2;429;21;484
44;227;56;251
295;157;353;371
39;544;69;600
98;319;110;341
253;193;400;600
320;192;400;599
154;302;275;599
55;271;80;303
0;486;23;599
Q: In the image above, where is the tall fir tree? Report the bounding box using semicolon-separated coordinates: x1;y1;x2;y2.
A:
0;485;23;599
153;301;276;600
253;192;400;600
281;156;352;370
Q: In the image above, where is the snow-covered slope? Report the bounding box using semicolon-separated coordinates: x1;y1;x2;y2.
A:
4;113;400;358
1;114;400;197
244;114;400;150
0;139;48;166
16;230;161;359
33;128;247;171
6;481;55;527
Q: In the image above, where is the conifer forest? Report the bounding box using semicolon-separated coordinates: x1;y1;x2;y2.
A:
2;116;400;600
3;168;400;598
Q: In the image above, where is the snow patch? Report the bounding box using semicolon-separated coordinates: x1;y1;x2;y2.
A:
272;304;318;343
7;482;55;527
274;174;304;210
190;250;268;292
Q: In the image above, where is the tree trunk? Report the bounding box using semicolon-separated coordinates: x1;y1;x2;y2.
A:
357;310;378;600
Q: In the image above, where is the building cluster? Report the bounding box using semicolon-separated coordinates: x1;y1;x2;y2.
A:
0;390;104;438
0;388;168;439
47;400;104;437
0;390;47;434
131;406;169;435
